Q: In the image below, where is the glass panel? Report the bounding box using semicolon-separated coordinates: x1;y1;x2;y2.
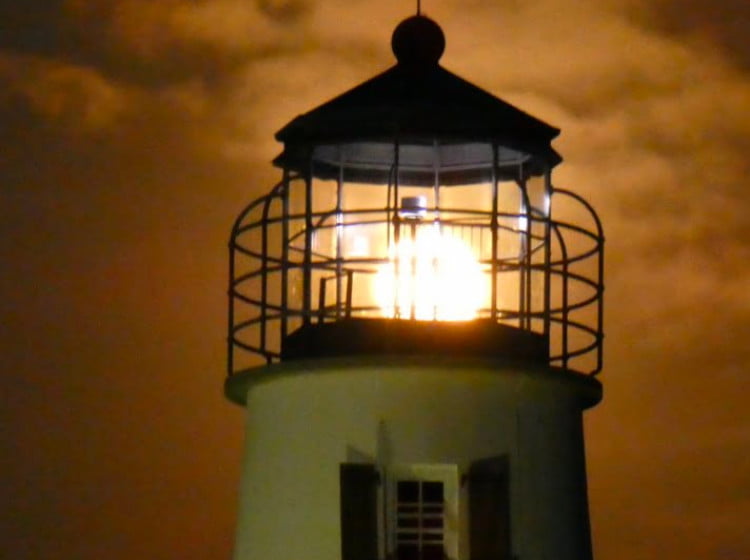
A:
397;544;420;560
423;544;444;560
422;533;444;542
397;480;420;502
398;517;419;528
422;481;444;503
438;183;491;213
422;505;444;514
525;173;549;217
422;517;444;529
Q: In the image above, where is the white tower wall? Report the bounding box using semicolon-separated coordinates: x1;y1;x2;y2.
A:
226;357;600;560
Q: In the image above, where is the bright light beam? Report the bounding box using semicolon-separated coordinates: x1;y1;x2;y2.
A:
375;227;486;321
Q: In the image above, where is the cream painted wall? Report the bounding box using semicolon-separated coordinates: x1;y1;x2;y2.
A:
228;357;600;560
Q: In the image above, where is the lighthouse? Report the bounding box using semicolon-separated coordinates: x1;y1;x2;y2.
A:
225;13;604;560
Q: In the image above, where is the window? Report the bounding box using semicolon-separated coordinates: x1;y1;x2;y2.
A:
340;458;509;560
387;464;459;560
394;479;446;560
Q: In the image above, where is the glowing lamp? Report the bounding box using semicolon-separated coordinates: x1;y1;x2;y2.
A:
399;196;428;220
225;14;605;560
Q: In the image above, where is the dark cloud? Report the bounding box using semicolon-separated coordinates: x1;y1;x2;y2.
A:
628;0;750;71
0;1;69;55
0;1;315;88
257;0;312;21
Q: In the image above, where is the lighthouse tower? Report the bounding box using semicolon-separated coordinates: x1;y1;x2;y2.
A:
226;14;604;560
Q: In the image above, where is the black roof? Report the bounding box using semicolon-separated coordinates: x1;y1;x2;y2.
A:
274;16;562;176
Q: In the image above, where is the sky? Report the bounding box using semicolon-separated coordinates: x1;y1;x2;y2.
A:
1;1;749;558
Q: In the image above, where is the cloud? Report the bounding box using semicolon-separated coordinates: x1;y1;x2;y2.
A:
110;0;305;54
624;0;750;71
61;0;313;76
0;1;318;91
2;3;750;559
0;53;130;132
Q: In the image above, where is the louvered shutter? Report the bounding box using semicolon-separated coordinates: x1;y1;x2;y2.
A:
340;463;379;560
468;456;511;560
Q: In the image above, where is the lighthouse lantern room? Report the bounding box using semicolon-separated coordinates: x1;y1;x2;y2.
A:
226;14;604;560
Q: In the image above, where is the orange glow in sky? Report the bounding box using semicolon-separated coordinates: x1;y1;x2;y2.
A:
2;2;749;560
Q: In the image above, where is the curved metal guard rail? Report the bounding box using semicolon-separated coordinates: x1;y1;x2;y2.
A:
228;181;603;376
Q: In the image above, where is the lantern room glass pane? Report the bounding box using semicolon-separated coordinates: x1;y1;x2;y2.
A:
283;142;553;327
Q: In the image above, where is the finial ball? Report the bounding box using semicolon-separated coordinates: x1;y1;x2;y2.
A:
391;15;445;66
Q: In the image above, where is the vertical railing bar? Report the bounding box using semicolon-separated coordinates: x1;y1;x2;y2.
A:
318;277;326;324
345;269;354;319
523;176;533;331
543;173;553;342
336;145;345;319
410;221;417;320
433;139;440;320
517;172;527;329
281;172;290;343
259;193;274;355
491;142;499;322
386;169;393;249
551;224;570;370
392;138;401;318
303;148;314;326
433;139;441;220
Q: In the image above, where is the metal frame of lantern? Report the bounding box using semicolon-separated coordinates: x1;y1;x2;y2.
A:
228;139;603;377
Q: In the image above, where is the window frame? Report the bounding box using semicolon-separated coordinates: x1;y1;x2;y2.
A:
385;464;460;560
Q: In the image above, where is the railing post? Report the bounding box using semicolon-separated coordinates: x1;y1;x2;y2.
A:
491;143;499;322
303;148;314;326
281;172;290;342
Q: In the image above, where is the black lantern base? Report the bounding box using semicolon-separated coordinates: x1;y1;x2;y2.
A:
281;318;549;364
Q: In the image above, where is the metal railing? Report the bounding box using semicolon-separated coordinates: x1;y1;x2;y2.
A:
228;181;603;376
